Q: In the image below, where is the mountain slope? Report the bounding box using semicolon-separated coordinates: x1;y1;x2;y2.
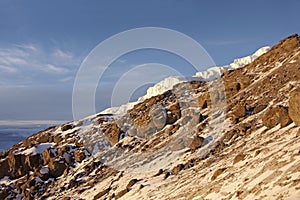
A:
0;34;300;200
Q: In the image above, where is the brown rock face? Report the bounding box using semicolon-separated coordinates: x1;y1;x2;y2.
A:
166;102;181;124
103;122;123;145
0;159;10;179
61;124;74;131
48;158;68;178
232;103;247;120
262;106;292;129
8;153;29;178
289;89;300;126
25;153;42;170
74;148;86;162
198;92;211;109
189;135;204;152
93;188;111;200
211;168;226;181
42;148;56;165
233;153;245;164
253;104;267;114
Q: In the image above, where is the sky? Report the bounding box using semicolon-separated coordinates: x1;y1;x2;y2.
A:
0;0;299;121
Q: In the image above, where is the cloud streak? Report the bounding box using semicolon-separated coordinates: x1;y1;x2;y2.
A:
0;43;81;86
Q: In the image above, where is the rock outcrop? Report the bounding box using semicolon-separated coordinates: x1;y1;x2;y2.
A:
289;89;300;126
0;34;299;200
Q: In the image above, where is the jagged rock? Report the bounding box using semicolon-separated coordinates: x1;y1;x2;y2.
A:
262;106;292;128
198;92;210;109
165;124;180;136
37;133;53;143
172;164;184;174
74;148;86;162
149;105;167;130
57;145;71;156
42;148;56;165
0;185;11;199
48;158;68;178
289;89;300;126
189;135;204;152
61;124;74;131
54;134;63;144
103;122;123;145
232;103;246;120
1;34;299;200
166;102;181;124
8;153;29;178
25;153;42;170
0;159;10;179
237;123;251;135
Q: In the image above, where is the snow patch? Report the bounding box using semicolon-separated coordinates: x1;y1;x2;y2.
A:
23;143;55;155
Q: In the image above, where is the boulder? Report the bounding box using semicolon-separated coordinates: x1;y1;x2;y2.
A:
115;188;128;199
289;89;300;126
93;188;111;200
126;179;139;189
262;106;292;128
189;135;204;152
48;158;68;178
74;148;86;162
103;122;123;145
211;168;226;181
233;153;245;164
171;164;184;174
232;103;246;119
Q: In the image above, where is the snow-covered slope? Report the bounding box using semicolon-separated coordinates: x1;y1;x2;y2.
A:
1;34;300;200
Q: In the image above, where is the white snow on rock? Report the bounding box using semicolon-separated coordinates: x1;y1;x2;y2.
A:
23;143;55;155
194;46;271;79
100;46;270;115
100;102;137;115
138;76;192;101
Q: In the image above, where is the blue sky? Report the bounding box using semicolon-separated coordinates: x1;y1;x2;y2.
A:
0;0;299;120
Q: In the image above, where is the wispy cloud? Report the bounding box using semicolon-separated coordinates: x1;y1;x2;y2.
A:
58;76;73;82
0;65;17;73
45;64;68;74
0;43;82;86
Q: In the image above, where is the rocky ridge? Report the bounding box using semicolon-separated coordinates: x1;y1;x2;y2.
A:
0;34;300;199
